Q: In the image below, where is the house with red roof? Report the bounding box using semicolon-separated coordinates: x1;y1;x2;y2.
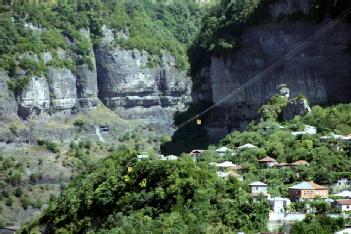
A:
335;199;351;212
258;156;277;167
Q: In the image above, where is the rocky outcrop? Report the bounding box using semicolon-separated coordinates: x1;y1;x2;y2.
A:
0;70;18;121
95;46;191;133
47;67;77;112
206;17;351;138
76;64;98;109
282;98;311;121
18;76;50;119
76;29;99;109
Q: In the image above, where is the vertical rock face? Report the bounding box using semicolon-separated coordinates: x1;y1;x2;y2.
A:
0;70;17;121
95;47;191;133
77;28;99;109
47;67;77;111
207;20;351;138
76;64;98;109
269;0;310;18
18;76;50;119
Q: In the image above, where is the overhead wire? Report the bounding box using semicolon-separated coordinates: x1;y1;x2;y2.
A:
176;6;351;130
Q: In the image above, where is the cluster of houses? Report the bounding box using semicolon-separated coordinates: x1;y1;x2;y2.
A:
258;156;309;168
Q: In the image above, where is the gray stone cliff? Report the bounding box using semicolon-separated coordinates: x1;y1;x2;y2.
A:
204;3;351;139
95;46;192;133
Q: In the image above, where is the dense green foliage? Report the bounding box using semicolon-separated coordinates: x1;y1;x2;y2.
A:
21;149;269;233
0;0;207;80
290;215;345;234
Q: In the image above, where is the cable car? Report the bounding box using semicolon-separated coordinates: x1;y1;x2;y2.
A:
196;118;202;126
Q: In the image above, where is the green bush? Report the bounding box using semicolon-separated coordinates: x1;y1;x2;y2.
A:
20;194;31;210
37;139;60;153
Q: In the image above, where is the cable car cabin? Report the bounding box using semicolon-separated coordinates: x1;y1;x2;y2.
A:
196;118;202;126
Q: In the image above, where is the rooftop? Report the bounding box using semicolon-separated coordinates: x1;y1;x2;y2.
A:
290;160;309;166
215;146;232;152
336;199;351;205
258;156;277;162
250;181;267;186
238;143;258;150
289;181;327;190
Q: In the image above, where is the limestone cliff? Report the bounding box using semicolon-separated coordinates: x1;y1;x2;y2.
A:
200;0;351;139
95;46;192;133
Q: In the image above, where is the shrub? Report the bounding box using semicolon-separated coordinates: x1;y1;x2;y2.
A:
20;195;31;210
5;196;14;207
37;140;60;153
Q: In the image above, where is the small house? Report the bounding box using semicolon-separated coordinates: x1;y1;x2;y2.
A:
288;181;329;202
258;156;277;167
190;149;204;157
215;146;233;156
161;155;179;161
268;197;291;214
335;199;351;212
216;161;242;171
237;143;258;151
137;154;149;161
290;160;310;167
249;181;269;197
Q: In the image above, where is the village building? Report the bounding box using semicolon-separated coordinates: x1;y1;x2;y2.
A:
334;190;351;198
289;160;310;167
291;125;317;136
237;143;258;151
190;149;205;157
137;154;149;161
288;181;329;202
268;197;291;214
216;161;242;171
215;146;233;157
258;156;278;167
161;155;179;161
249;181;269;198
335;199;351;212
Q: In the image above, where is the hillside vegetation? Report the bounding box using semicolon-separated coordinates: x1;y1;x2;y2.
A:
0;0;207;77
21;150;269;233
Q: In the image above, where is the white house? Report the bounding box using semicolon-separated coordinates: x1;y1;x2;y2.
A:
268;197;291;214
215;146;233;156
161;155;179;161
291;125;317;136
249;181;269;198
137;154;150;161
237;143;258;151
216;161;242;171
335;199;351;212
